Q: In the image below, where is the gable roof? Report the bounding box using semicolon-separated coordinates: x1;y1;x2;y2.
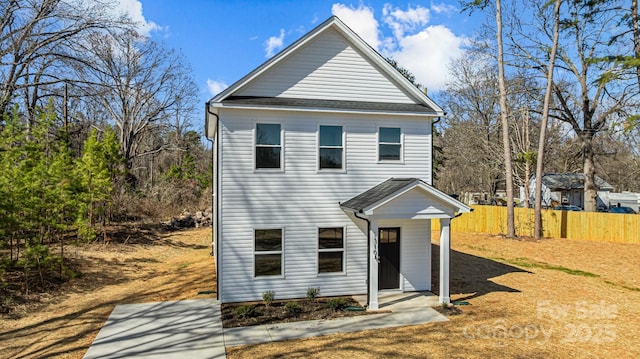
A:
208;16;443;116
340;178;471;216
540;173;613;191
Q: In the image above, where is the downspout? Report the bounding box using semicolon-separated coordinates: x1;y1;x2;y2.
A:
353;210;371;308
206;101;220;300
431;116;442;185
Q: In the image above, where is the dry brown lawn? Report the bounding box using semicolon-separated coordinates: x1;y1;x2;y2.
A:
1;228;639;358
228;233;640;359
0;226;216;358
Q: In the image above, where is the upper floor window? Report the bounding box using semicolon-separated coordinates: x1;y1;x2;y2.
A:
378;127;401;161
255;123;281;169
254;228;283;277
319;125;343;169
318;227;344;273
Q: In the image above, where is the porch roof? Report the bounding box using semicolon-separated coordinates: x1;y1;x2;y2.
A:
340;178;471;219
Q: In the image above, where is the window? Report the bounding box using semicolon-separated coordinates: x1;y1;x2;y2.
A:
254;229;282;277
319;125;343;169
378;127;401;161
318;227;344;273
256;123;281;169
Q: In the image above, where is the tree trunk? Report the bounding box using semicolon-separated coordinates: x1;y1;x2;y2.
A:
523;108;531;209
496;0;516;238
524;160;530;209
534;0;561;239
633;0;640;89
582;135;598;211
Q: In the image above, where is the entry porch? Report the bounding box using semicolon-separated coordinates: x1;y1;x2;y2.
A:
340;178;471;310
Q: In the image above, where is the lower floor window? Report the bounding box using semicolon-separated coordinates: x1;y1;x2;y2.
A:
255;229;282;276
318;227;344;273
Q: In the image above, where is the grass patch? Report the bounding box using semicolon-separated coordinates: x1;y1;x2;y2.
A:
462;244;488;252
176;262;192;270
604;280;640;292
491;257;599;278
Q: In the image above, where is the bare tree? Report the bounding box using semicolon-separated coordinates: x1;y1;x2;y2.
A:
0;0;130;118
496;0;516;237
511;106;535;208
534;0;561;238
439;54;503;196
501;0;639;212
77;31;198;173
461;0;516;236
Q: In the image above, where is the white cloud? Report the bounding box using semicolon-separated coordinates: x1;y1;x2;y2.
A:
265;29;286;58
389;25;466;93
329;2;466;92
382;4;430;39
116;0;163;36
431;2;458;15
331;3;380;49
207;79;228;96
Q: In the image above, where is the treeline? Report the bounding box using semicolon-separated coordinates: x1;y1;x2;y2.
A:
435;0;640;210
0;1;209;301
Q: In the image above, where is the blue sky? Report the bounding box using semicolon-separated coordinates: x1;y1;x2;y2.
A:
123;1;486;109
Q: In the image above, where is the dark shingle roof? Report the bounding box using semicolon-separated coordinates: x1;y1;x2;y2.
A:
340;178;419;212
542;173;613;191
223;96;437;114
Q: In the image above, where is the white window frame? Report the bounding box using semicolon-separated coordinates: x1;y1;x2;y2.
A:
377;126;404;163
317;124;346;172
254;122;284;172
317;226;346;275
253;227;284;278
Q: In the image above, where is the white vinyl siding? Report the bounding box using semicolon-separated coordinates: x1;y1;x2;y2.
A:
235;29;415;104
218;108;432;303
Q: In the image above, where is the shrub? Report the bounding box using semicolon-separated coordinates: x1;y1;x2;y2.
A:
285;301;301;314
306;287;320;301
327;298;348;311
262;290;275;307
234;304;256;319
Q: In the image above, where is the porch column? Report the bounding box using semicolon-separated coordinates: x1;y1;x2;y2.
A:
439;218;451;304
369;219;379;310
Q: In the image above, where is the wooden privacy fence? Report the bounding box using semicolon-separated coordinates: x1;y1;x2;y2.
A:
432;205;640;244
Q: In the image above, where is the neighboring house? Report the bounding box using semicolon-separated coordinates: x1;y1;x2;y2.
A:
204;16;470;309
525;173;613;209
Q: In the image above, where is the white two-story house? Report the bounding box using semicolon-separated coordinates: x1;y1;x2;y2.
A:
205;16;470;309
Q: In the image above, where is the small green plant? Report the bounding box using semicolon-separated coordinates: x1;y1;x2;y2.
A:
306;287;320;301
262;290;275;307
285;301;301;314
327;298;348;311
234;304;256;319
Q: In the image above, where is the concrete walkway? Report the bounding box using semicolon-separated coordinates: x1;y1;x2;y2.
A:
84;292;446;358
83;299;225;359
